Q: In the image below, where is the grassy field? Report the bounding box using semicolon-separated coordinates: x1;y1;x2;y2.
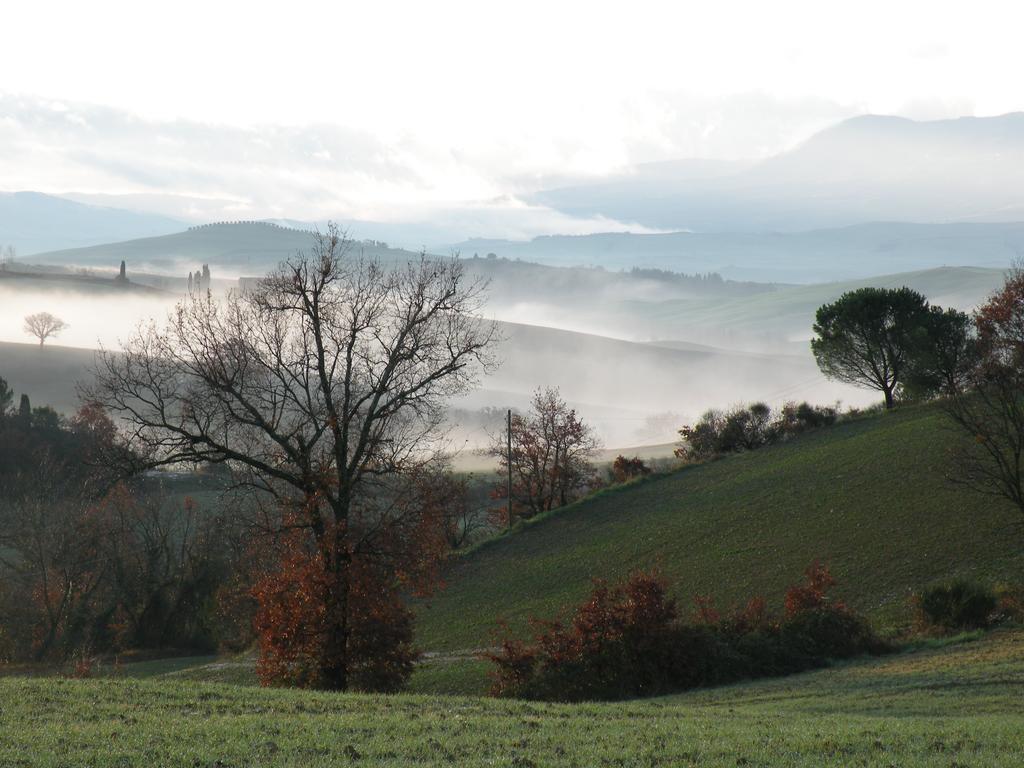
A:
1;629;1021;766
416;404;1024;655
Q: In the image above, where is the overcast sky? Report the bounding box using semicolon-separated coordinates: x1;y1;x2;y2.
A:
3;0;1024;231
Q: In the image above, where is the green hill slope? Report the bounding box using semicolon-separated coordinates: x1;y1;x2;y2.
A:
0;341;96;414
416;404;1023;652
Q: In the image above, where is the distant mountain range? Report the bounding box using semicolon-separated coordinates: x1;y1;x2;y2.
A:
532;113;1024;232
24;217;1024;285
454;221;1024;282
8;112;1024;276
0;192;185;255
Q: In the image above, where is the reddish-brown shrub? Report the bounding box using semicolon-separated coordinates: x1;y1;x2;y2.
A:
488;570;681;700
995;583;1024;623
693;594;721;625
70;653;95;679
784;560;839;617
610;455;652;483
490;561;886;701
252;531;419;692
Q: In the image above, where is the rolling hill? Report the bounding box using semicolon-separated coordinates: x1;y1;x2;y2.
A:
0;342;97;414
0;191;185;255
415;404;1023;654
452;223;1024;282
25;221;329;272
612;265;1007;347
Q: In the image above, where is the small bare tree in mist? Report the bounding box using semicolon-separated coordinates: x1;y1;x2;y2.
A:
84;224;498;690
490;387;600;523
23;312;68;347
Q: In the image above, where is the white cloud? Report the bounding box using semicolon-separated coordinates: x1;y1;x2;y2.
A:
0;91;850;234
1;0;1023;235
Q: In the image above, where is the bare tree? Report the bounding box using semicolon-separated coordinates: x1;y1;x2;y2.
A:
490;387;600;522
83;224;497;689
24;312;68;347
946;265;1024;519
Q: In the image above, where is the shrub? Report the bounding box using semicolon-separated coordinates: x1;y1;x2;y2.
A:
489;562;886;701
777;401;838;435
781;606;883;660
994;583;1024;623
915;580;998;632
784;560;837;617
675;401;838;462
488;571;684;701
610;455;652;483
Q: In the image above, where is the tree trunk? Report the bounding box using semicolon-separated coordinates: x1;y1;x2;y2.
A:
319;569;351;689
883;388;894;410
317;526;352;690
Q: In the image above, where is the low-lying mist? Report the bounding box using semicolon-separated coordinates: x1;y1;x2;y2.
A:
0;286;179;350
0;282;880;451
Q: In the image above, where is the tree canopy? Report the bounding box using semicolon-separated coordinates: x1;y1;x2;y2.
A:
811;287;932;409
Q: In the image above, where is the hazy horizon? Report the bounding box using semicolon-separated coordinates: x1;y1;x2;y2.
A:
4;1;1024;241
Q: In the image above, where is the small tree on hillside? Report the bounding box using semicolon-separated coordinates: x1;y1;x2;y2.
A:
490;387;600;523
946;266;1024;517
811;287;931;409
23;312;68;348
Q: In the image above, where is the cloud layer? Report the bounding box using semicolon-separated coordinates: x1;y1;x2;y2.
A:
0;91;857;242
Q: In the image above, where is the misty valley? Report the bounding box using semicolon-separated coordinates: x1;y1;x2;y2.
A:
3;10;1024;765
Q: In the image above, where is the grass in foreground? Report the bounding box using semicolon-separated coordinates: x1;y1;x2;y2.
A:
0;629;1021;767
417;404;1024;653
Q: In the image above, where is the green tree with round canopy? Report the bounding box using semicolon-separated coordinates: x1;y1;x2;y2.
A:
811;286;932;410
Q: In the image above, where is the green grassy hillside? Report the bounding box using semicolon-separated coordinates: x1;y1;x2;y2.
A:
0;341;96;414
618;266;1006;342
2;629;1021;766
416;404;1023;653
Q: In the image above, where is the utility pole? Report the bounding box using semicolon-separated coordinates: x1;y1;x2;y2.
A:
507;408;513;530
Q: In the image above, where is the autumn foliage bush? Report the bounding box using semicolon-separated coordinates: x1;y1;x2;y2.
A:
610;455;652;484
251;539;421;692
248;484;447;693
489;562;887;701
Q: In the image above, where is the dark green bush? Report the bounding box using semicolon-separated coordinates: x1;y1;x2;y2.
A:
675;401;839;462
781;606;884;659
915;580;998;631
